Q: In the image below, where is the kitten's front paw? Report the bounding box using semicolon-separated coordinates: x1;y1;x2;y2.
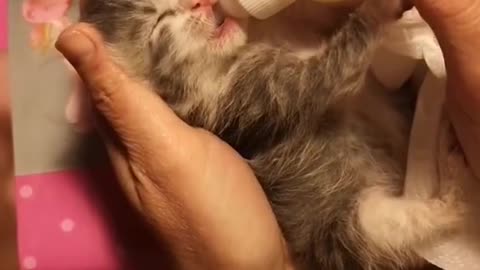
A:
360;0;412;23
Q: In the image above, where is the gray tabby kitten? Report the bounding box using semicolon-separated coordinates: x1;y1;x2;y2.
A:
81;0;465;269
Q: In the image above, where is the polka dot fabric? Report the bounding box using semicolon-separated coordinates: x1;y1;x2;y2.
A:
16;171;121;270
16;168;167;270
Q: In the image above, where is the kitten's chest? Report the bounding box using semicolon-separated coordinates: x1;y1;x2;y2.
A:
346;84;411;166
247;20;326;51
246;2;350;51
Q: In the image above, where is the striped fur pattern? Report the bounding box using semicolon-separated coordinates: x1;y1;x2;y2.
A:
81;1;466;269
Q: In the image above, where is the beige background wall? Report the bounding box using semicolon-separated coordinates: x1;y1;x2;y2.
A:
9;1;99;176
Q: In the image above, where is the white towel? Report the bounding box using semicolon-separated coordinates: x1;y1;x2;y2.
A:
371;8;480;270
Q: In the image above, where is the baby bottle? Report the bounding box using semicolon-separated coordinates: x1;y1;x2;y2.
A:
218;0;348;20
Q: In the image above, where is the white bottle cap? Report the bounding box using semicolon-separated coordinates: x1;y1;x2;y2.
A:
218;0;250;19
219;0;295;20
240;0;296;19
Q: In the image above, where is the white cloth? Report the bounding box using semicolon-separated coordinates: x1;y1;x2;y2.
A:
371;8;480;270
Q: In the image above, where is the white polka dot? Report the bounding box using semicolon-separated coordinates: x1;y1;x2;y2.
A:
23;256;37;269
19;185;33;199
60;218;75;232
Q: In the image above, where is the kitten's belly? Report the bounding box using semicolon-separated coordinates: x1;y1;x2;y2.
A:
350;75;412;167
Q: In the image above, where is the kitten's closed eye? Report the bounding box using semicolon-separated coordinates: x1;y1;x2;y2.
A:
156;9;176;23
150;9;176;36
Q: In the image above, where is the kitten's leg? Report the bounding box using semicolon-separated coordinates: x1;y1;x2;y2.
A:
358;123;473;257
225;0;409;125
297;0;410;104
357;184;466;256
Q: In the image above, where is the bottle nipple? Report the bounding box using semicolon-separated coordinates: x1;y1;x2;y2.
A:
217;0;250;19
218;0;297;20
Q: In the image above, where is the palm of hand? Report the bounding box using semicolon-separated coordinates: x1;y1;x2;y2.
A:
109;124;289;270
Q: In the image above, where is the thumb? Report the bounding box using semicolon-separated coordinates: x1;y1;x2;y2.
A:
55;23;194;173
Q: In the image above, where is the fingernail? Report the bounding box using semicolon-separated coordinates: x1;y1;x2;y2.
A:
55;29;96;67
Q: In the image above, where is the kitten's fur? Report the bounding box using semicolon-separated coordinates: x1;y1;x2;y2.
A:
81;1;466;269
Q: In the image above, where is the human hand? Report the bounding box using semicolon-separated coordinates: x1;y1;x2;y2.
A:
0;51;17;270
55;24;293;270
414;0;480;178
0;52;13;200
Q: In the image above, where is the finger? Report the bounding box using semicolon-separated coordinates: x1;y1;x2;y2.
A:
413;0;480;111
55;24;193;172
447;98;480;178
414;0;480;43
413;0;480;179
0;52;12;187
414;0;478;20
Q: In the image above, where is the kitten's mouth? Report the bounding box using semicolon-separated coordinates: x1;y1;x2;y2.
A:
210;4;241;40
